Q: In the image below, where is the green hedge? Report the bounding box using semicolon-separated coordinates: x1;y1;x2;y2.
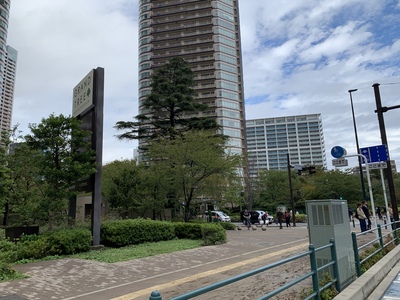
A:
100;219;176;247
173;222;203;239
201;223;227;246
100;219;227;247
0;227;92;263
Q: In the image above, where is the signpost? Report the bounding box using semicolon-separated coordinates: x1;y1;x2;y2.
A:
332;158;348;167
368;162;387;170
360;144;388;164
331;146;346;158
72;67;104;247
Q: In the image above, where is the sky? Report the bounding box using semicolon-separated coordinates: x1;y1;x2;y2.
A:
7;0;400;170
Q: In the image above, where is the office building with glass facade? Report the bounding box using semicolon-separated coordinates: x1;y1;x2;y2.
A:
246;114;327;176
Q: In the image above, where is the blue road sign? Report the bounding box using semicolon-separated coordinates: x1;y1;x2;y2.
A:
360;145;388;164
331;146;346;158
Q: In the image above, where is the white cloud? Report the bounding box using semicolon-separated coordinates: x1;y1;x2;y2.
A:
7;0;400;171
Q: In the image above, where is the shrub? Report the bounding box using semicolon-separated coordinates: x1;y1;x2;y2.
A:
0;263;19;281
219;222;236;230
201;223;227;246
0;238;18;263
173;222;202;239
100;219;175;247
294;214;307;223
46;228;92;255
16;235;50;260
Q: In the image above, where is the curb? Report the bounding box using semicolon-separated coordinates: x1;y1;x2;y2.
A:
333;244;400;299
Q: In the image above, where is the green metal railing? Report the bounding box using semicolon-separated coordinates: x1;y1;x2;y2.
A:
150;239;339;300
149;221;400;300
352;220;400;276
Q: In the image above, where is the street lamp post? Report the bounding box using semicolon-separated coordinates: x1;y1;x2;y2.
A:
348;89;367;201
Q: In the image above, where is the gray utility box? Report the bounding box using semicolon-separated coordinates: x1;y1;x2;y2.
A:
306;199;355;288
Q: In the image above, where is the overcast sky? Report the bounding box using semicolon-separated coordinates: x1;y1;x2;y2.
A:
7;0;400;170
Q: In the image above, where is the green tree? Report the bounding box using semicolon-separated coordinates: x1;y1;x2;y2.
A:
115;57;219;142
4;143;44;226
24;114;96;230
147;130;240;222
255;170;290;210
0;141;12;225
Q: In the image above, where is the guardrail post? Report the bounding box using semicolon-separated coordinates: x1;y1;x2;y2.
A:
329;238;341;293
309;244;320;300
378;225;383;249
351;232;362;277
149;290;162;300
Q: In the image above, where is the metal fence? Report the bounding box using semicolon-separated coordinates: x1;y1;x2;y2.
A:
352;221;399;277
150;239;339;300
149;220;400;300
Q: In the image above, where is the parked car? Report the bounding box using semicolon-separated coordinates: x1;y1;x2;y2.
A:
240;210;260;224
240;210;274;225
205;211;231;222
255;210;274;225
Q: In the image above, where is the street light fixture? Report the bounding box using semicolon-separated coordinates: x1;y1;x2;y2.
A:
348;89;367;201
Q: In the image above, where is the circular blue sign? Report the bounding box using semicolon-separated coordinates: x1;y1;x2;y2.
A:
331;146;345;158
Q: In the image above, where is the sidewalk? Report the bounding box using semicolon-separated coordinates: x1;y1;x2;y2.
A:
0;224;310;300
0;222;398;300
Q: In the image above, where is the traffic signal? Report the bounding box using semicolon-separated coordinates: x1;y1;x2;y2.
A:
309;165;316;174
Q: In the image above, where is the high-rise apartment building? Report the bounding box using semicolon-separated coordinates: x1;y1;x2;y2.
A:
138;0;246;156
246;114;327;176
0;0;13;140
0;45;17;137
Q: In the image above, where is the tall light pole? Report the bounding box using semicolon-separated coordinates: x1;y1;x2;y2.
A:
348;89;367;201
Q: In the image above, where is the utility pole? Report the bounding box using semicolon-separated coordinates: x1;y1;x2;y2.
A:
287;153;296;227
348;89;367;201
373;83;399;224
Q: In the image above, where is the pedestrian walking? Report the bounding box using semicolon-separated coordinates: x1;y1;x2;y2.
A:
376;206;382;220
357;203;367;233
362;201;371;230
276;208;284;229
243;209;251;230
285;210;291;228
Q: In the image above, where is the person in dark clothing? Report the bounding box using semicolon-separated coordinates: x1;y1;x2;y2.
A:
376;206;382;220
362;201;371;230
348;208;353;222
276;208;284;229
243;209;251;230
285;210;291;227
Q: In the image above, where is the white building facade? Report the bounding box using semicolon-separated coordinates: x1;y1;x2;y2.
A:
246;114;327;176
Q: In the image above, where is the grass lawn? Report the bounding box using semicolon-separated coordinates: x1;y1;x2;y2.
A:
71;239;203;263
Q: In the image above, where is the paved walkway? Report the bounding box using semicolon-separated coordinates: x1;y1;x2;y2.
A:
0;224;310;300
0;222;399;300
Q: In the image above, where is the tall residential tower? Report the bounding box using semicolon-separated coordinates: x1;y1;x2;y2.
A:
138;0;246;156
1;45;17;136
0;0;14;140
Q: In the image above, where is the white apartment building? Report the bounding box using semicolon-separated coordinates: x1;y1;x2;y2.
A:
246;114;327;176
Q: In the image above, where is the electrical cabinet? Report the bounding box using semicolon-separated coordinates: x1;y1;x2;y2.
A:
306;199;356;288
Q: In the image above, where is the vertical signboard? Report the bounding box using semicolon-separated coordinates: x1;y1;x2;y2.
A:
72;67;104;246
73;69;94;117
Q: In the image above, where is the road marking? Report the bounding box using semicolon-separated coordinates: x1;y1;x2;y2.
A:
111;241;308;300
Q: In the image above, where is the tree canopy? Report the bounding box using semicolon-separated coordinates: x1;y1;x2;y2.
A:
115;57;219;142
24;114;96;229
147;130;241;221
